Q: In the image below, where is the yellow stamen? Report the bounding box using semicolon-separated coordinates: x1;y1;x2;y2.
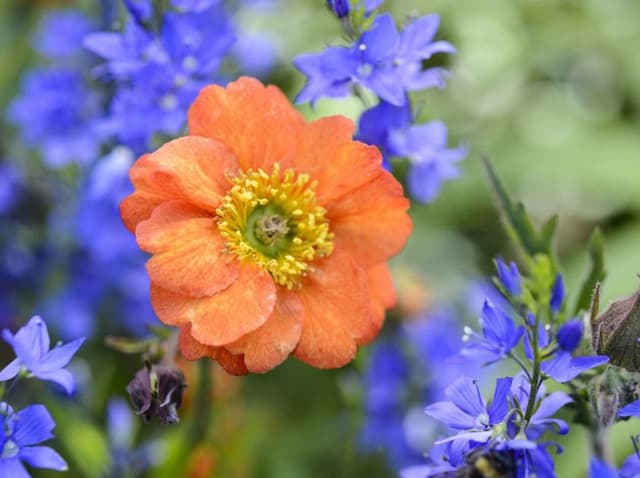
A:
216;164;333;289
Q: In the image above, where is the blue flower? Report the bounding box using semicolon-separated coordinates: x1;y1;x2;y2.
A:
0;163;22;216
424;376;513;445
0;403;67;477
388;121;467;203
461;299;524;365
0;316;85;395
590;458;619;478
295;13;454;106
510;372;572;440
7;68;101;168
495;257;522;296
618;399;640;418
33;10;94;60
550;274;564;313
356;99;411;167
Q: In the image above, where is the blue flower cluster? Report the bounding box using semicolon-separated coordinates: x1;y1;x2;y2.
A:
398;258;614;477
0;316;84;477
295;2;466;204
3;1;276;340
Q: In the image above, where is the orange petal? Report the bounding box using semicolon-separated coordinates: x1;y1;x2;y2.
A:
151;264;277;346
359;264;396;344
226;289;304;373
179;325;248;375
136;200;238;297
188;77;304;171
293;248;375;368
328;170;412;268
293;117;384;204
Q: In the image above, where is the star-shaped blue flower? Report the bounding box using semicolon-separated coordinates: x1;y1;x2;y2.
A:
0;316;85;395
0;403;67;478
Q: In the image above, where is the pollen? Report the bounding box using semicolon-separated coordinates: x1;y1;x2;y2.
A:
216;164;334;288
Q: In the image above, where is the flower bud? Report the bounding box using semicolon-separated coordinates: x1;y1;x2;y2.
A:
126;361;187;425
592;286;640;372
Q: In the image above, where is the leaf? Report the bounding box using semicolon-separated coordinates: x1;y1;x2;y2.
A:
573;228;606;315
481;157;556;262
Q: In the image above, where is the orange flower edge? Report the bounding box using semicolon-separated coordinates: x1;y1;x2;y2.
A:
121;77;412;374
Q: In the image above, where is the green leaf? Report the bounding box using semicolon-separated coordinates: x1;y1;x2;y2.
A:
60;419;110;478
573;228;606;315
481;157;557;263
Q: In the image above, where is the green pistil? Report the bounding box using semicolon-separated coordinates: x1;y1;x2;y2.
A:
244;205;293;258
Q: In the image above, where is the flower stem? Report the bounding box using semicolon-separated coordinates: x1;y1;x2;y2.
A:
589;422;612;464
524;315;542;423
188;359;213;447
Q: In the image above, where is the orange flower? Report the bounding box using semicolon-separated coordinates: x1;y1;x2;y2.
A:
121;77;411;374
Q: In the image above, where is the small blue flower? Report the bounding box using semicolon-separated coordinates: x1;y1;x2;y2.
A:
510;372;572;440
7;68;101;168
0;403;67;477
388;121;467;203
424;376;513;445
33;10;94;60
495;257;522;296
0;316;85;395
550;274;564;313
556;319;583;352
461;299;524;365
295;12;454;106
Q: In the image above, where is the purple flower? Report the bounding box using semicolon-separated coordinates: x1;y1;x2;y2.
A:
510;373;572;440
461;299;524;365
424;376;513;445
7;68;101;168
388;121;467;203
357;99;412;167
550;274;564;313
0;316;85;395
33;10;94;59
295;13;454;106
495;257;522;296
0;403;67;477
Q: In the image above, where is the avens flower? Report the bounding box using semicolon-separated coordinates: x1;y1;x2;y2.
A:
0;316;85;395
121;77;411;373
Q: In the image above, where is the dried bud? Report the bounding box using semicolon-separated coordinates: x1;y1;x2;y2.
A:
591;366;621;427
592;284;640;371
126;361;187;425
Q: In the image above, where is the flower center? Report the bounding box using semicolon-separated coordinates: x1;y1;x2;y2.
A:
216;164;334;289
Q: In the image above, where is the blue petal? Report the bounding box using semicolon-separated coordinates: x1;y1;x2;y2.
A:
359;13;398;61
445;376;486;418
399;465;432;478
589;458;618;478
33;369;75;396
487;377;513;425
0;458;30;478
531;392;573;421
424;401;477;430
618;399;640;418
12;404;55;447
398;14;440;57
0;358;22;382
495;257;522;296
36;337;85;373
550;274;564;313
20;446;68;471
10;316;50;369
541;352;608;383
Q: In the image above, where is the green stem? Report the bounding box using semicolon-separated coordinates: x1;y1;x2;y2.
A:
589;423;612;464
187;359;213;447
524;315;542;423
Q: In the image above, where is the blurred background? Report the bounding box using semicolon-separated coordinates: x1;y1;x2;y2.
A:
1;0;639;476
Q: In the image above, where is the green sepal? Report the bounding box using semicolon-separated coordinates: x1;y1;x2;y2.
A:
573;228;606;316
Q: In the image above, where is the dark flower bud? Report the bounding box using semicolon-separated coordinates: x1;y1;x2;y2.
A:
591;366;622;427
327;0;350;18
592;285;640;371
557;319;583;352
126;361;187;425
